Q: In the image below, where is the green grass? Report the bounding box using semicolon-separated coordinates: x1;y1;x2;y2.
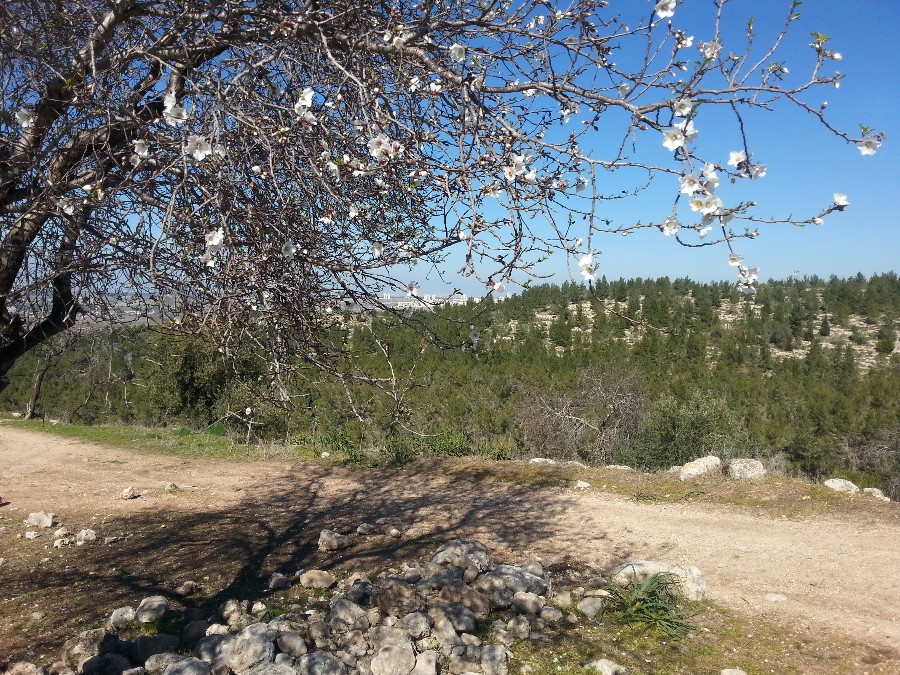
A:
603;573;693;639
3;418;320;461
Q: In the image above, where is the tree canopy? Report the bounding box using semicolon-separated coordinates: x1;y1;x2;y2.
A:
0;0;883;391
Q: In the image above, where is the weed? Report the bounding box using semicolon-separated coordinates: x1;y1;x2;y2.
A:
603;573;692;639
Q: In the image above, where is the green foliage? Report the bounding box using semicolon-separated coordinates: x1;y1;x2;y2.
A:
603;573;692;639
625;395;755;471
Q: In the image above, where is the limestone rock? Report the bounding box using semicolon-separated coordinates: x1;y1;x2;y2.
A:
373;580;425;617
3;663;49;675
135;596;169;623
721;670;748;675
144;654;182;675
267;572;291;590
678;456;722;481
439;582;491;619
108;607;135;631
25;512;56;528
431;539;492;572
25;530;39;540
408;651;439;675
299;570;337;590
511;592;545;614
585;659;627;675
183;621;209;642
132;634;179;664
576;597;604;618
276;632;308;658
610;561;706;601
823;478;859;493
370;641;415;675
574;480;591;490
210;627;275;675
480;645;508;675
293;652;348;675
318;529;352;552
61;628;119;672
863;487;890;501
161;659;209;675
725;459;766;481
75;529;97;545
528;457;556;464
121;487;139;500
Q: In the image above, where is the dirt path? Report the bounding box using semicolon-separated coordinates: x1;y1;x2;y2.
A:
1;425;899;671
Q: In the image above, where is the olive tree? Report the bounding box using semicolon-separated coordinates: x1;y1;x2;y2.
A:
0;0;882;393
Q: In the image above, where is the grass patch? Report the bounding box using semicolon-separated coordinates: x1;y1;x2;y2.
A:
603;573;692;639
3;418;319;461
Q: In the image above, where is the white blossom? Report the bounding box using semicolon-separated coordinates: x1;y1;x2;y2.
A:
655;1;676;20
133;139;149;157
576;176;589;192
371;242;385;257
16;109;36;128
673;97;693;117
675;31;693;49
699;38;722;60
294;87;314;116
662;120;697;151
749;164;767;179
661;216;681;236
185;135;212;161
205;228;224;249
616;83;630;98
698;225;712;238
405;282;419;297
728;253;742;267
689;194;724;215
348;205;360;219
727;150;747;167
833;193;849;206
281;240;296;258
200;252;216;267
449;43;466;62
702;163;720;190
679;173;702;195
163;96;187;125
858;138;881;155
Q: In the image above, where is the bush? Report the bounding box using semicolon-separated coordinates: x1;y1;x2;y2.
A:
625;394;755;471
603;573;692;639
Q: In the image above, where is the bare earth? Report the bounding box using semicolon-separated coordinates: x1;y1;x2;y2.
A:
1;425;899;672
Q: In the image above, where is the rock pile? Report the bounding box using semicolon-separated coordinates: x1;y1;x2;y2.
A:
0;539;717;675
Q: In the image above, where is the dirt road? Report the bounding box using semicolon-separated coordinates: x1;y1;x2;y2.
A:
1;425;898;670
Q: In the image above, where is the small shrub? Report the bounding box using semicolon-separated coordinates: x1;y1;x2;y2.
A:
379;437;419;467
426;430;471;456
603;573;692;639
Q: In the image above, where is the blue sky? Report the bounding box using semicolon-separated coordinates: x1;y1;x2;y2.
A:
419;0;899;295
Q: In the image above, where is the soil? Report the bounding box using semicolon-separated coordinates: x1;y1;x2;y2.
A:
1;425;899;673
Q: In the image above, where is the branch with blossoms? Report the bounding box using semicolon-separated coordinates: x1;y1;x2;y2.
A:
0;0;884;395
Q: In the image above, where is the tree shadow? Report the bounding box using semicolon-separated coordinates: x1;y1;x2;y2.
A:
0;463;582;662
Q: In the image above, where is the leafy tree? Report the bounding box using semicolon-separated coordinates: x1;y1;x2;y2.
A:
0;0;882;395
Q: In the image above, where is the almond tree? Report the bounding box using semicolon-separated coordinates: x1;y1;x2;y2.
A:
0;0;882;393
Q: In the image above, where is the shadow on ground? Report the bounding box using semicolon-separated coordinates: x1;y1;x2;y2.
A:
0;464;595;663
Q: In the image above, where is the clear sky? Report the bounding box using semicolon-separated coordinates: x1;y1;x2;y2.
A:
418;0;899;295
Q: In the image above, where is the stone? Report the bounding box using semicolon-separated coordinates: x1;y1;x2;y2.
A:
480;645;508;675
318;529;352;552
540;607;563;622
549;590;572;609
121;487;139;500
75;529;97;545
135;596;169;623
345;579;374;605
192;635;227;662
25;530;39;539
401;612;431;639
678;455;722;481
576;597;604;618
293;653;348;675
528;457;557;464
721;670;748;675
123;669;147;675
25;512;55;528
247;665;297;675
511;592;545;614
132;635;179;664
863;487;890;501
161;659;210;675
268;572;291;590
108;607;136;631
471;565;547;608
764;593;788;603
176;581;199;596
574;480;591;489
62;628;119;672
184;621;209;642
370;642;415;675
356;523;376;535
604;465;633;471
4;663;49;675
373;580;426;617
725;459;766;481
431;540;492;572
408;651;439;675
144;655;183;675
609;561;706;601
219;599;249;625
54;538;72;548
164;483;178;492
210;627;275;675
823;478;859;493
329;598;367;631
205;624;229;637
447;645;482;674
299;570;337;590
54;527;71;537
276;632;308;658
83;652;131;675
585;659;627;675
428;603;476;633
506;616;530;640
439;582;491;619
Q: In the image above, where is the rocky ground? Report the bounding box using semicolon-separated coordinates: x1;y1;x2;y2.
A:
1;425;899;673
